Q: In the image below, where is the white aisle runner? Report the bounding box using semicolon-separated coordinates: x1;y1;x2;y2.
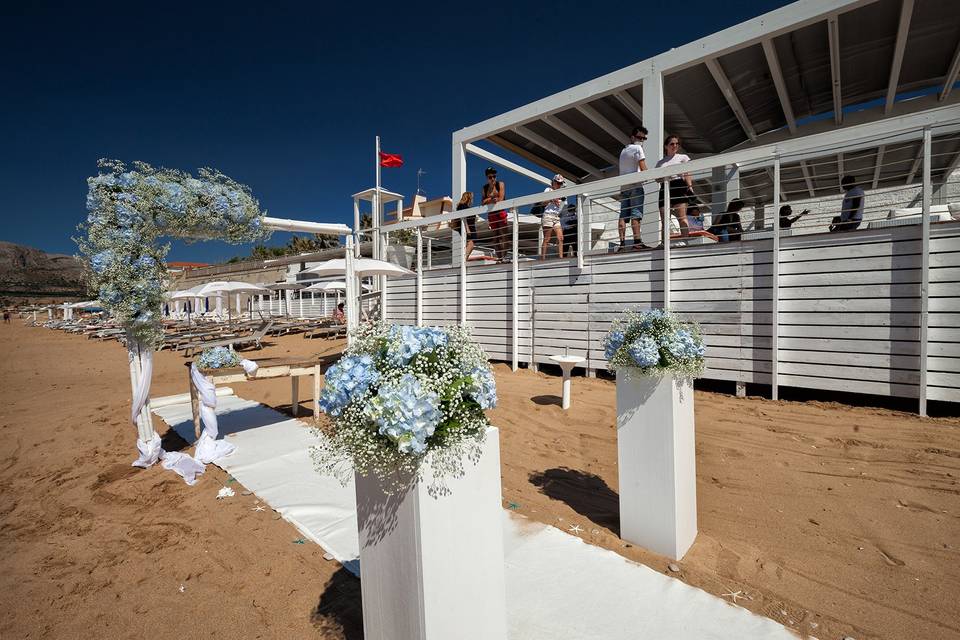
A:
154;393;797;640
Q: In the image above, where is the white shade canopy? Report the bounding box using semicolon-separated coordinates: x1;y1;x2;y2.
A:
303;258;413;277
193;281;270;297
303;281;373;292
264;282;306;290
168;283;207;300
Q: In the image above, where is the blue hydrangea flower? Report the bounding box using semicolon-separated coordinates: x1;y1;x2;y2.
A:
663;329;705;361
197;346;240;369
466;366;497;409
115;202;140;227
385;325;449;366
628;336;660;368
365;374;441;454
605;330;625;360
90;250;115;275
318;354;380;417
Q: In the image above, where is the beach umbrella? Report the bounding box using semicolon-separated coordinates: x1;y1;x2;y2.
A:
169;284;209;325
302;257;413;277
302;281;373;292
194;281;270;324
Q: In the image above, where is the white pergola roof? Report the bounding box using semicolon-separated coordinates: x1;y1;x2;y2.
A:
456;0;960;200
351;188;404;203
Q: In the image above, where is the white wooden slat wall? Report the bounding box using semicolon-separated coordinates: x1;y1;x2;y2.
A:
384;223;960;404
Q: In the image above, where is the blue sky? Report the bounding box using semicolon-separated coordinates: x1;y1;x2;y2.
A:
0;1;786;262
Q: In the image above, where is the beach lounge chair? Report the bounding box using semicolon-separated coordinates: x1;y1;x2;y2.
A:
181;320;274;357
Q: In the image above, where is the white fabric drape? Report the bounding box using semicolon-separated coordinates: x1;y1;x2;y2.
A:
190;359;254;464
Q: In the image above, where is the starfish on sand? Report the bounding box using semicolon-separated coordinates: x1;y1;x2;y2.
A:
721;590;745;604
568;524;584;534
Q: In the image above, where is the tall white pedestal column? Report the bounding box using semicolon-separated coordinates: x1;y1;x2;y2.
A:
355;426;508;640
616;370;697;560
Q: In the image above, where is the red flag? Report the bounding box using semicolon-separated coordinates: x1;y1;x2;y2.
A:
379;151;404;168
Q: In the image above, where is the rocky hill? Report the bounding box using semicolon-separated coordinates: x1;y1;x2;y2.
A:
0;241;86;299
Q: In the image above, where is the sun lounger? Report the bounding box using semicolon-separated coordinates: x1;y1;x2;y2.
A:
304;324;347;340
181;320;274;357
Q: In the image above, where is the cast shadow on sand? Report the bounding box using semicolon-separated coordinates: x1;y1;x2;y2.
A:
311;566;363;640
529;467;620;535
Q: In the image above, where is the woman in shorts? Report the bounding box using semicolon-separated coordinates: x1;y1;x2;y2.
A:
481;167;508;261
540;174;566;260
655;135;694;245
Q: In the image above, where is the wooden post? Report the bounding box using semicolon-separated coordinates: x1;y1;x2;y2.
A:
920;126;931;416
291;376;300;417
313;364;321;423
511;208;519;371
771;155;781;401
416;227;423;326
663;180;671;310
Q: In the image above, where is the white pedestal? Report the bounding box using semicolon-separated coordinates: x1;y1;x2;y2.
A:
616;370;697;560
355;426;508;640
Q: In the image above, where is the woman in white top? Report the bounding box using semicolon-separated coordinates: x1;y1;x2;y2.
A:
540;174;566;260
655;135;694;243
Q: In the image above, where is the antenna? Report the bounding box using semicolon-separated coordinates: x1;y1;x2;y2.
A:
416;168;427;196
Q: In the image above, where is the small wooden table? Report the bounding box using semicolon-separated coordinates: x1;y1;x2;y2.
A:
187;354;340;438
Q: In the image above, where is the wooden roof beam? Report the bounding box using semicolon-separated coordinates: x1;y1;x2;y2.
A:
828;15;843;126
800;160;816;197
513;125;606;179
941;38;960;102
541;114;619;167
575;104;631;147
613;91;645;123
705;58;757;141
489;134;579;184
885;0;914;113
906;146;923;184
761;38;797;134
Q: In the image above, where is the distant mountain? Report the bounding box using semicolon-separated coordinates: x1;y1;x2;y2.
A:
0;241;86;298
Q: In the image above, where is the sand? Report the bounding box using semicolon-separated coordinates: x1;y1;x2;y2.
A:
1;318;958;640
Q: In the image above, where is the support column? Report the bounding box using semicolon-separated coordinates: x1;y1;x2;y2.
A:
511;210;519;372
451;139;467;268
416;228;423;326
353;198;362;257
920;127;931;416
643;72;665;245
771;156;781;401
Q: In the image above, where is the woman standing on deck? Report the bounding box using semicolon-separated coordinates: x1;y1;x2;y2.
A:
482;167;508;261
655;135;694;246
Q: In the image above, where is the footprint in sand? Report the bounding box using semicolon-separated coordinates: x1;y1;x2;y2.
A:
875;546;906;567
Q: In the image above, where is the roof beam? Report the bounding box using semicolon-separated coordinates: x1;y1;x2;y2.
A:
464;143;553;186
489;134;578;184
613;91;645;123
514;125;606;178
800;160;816;197
765;166;788;202
872;145;885;189
906;146;923;184
705;58;758;141
828;15;843;125
761;38;797;134
575;104;630;146
541;114;620;166
941;39;960;102
885;0;914;113
837;151;845;184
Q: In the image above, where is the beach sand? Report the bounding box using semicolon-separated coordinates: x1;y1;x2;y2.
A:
1;319;958;639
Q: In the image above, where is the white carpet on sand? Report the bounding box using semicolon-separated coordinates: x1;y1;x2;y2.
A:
153;392;797;640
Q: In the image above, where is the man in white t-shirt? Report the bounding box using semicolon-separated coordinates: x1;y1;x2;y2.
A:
829;175;865;233
618;126;648;249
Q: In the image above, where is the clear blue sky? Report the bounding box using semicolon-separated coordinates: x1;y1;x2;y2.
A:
0;1;786;262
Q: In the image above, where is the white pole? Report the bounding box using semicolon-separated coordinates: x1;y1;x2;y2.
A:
416;228;423;326
345;235;358;344
512;208;519;372
663;181;671;311
771;155;781;401
576;194;585;270
382;231;389;322
353;199;362;257
920;126;931;416
299;290;304;318
460;209;467;327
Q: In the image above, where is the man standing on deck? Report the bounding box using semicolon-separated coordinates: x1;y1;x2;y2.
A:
618;126;649;250
829;175;865;233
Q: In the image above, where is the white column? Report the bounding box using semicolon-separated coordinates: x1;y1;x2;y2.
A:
355;427;508;640
920;127;932;416
663;180;671;310
643;72;665;245
451;139;467;267
381;232;389;323
353;198;362;257
416;228;423;326
771;156;781;401
617;370;697;560
511;210;519;372
460;212;467;327
344;236;358;343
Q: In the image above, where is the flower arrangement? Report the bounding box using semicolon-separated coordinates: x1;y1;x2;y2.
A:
76;159;270;348
603;308;706;377
196;346;242;370
311;322;497;493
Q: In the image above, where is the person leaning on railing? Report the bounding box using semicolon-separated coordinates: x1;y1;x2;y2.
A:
655;134;694;247
779;204;808;229
705;198;745;243
618;126;649;250
456;191;478;259
829;175;865;233
481;166;508;262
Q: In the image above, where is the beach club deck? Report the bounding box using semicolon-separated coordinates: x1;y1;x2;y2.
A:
370;0;960;413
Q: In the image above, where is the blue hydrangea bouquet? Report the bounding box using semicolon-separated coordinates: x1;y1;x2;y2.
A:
197;346;241;369
311;322;497;491
603;308;706;377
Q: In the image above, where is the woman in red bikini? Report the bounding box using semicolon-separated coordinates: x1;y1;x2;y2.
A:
482;167;508;261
